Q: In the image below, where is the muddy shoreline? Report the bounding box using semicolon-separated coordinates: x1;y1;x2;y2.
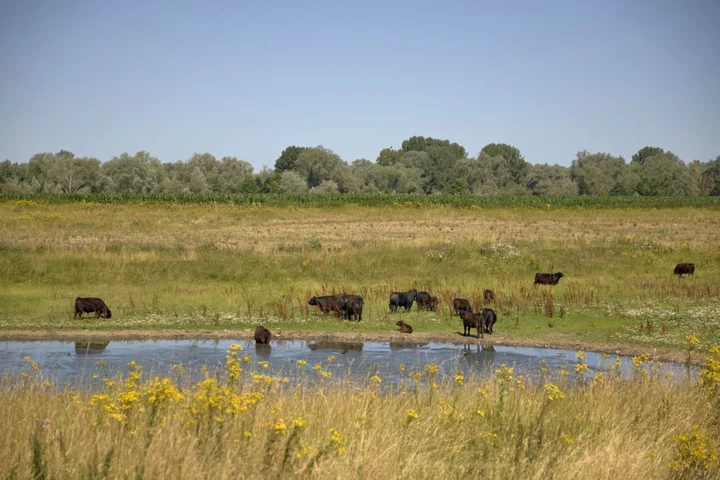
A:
0;329;704;365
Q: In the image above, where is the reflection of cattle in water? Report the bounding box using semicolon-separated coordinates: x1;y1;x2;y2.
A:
255;343;272;358
389;342;429;351
461;344;496;366
74;341;110;355
308;341;363;353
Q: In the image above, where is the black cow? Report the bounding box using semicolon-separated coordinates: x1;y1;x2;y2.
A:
339;294;364;322
481;308;497;334
74;297;112;319
416;292;439;311
396;320;413;334
461;311;484;339
483;289;495;304
254;325;272;344
453;298;472;316
534;272;564;285
674;263;695;277
308;295;343;316
389;289;417;312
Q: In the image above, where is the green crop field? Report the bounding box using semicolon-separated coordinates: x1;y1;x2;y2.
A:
1;195;719;351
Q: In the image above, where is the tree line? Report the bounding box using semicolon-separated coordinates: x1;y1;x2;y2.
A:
1;138;719;196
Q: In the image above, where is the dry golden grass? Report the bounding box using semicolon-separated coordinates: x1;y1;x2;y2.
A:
2;348;719;480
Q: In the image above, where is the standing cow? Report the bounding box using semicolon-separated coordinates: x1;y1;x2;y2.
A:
254;325;272;344
389;289;417;312
481;308;497;334
416;291;439;311
483;289;495;304
534;272;564;285
673;263;695;277
340;294;364;321
74;297;112;319
453;298;472;316
461;311;484;339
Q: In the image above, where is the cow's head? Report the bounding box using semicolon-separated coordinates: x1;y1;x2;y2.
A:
308;297;318;305
104;308;112;319
555;272;564;279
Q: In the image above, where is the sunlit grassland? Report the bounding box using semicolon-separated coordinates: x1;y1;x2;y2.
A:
2;345;719;479
1;198;719;349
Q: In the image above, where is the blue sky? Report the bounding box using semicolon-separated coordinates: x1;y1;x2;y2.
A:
1;0;719;169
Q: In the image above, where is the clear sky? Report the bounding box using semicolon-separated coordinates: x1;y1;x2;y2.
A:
1;0;719;169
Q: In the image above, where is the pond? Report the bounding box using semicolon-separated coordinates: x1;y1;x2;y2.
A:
0;338;696;389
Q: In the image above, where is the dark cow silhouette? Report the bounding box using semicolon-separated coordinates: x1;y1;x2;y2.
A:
481;308;497;334
461;311;484;339
483;289;495;304
453;298;472;316
74;297;112;319
534;272;564;285
396;320;413;334
340;294;364;321
416;292;439;311
254;325;272;344
308;296;343;316
674;263;695;277
389;289;417;312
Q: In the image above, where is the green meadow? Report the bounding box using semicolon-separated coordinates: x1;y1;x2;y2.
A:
0;196;719;350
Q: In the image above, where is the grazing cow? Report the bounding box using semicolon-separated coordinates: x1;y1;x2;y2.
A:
340;294;364;322
254;325;272;344
389;289;417;312
673;263;695;277
308;295;343;316
461;311;484;339
74;297;112;319
481;308;497;334
416;292;439;311
453;298;472;316
483;289;495;304
534;272;564;285
396;320;413;334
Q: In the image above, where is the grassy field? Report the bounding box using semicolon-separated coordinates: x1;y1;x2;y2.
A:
2;346;720;479
1;197;719;350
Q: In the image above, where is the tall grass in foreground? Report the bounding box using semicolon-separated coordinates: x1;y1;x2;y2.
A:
3;346;720;479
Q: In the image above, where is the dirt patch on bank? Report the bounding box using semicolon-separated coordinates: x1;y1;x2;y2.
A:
0;329;704;365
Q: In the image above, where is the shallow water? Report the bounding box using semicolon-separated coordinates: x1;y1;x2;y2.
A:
0;338;696;389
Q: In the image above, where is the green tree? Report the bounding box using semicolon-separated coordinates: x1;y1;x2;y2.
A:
401;136;466;159
279;171;308;194
274;146;308;172
636;152;694;195
700;156;720;195
293;147;346;189
526;164;578;196
570;151;626;195
376;147;403;166
631;146;664;166
309;180;339;194
216;156;254;193
101;151;162;193
480;143;529;185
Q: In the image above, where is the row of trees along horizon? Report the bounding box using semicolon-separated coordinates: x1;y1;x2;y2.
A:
1;137;719;196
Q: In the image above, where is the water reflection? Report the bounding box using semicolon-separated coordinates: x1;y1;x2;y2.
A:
0;339;697;390
254;344;272;358
74;341;110;355
307;340;363;353
389;342;429;351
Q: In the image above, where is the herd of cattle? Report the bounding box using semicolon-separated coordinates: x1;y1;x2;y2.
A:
74;263;696;343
